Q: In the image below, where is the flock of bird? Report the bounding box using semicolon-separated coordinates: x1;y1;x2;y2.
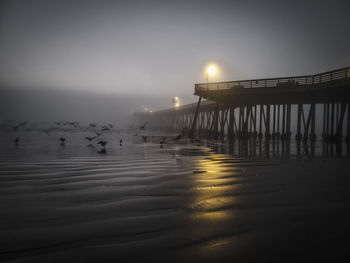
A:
11;120;186;154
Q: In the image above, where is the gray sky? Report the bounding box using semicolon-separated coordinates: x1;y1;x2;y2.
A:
1;0;350;121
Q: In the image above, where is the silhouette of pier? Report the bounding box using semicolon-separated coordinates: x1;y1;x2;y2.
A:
136;66;350;142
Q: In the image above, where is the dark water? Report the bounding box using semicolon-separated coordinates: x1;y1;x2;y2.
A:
1;127;350;262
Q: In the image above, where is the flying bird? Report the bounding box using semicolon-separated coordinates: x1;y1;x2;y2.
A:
97;140;107;147
58;137;66;144
84;136;97;142
139;122;147;130
14;136;19;145
20;121;27;126
101;126;111;132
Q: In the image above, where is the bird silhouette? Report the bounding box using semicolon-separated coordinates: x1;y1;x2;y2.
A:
142;135;148;142
119;139;123;145
101;126;110;132
97;148;106;154
85;136;97;142
139;122;147;130
14;136;19;145
97;140;107;147
58;137;65;146
20;121;27;126
89;123;97;128
175;134;182;141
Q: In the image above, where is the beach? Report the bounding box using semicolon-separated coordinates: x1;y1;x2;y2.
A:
0;128;349;262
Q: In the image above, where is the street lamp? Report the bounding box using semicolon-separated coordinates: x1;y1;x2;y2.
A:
206;64;217;89
173;96;180;108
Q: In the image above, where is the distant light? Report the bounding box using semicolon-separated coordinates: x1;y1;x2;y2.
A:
207;65;217;76
173;96;180;108
143;106;152;112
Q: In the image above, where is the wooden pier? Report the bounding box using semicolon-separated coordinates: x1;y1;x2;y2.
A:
135;66;350;142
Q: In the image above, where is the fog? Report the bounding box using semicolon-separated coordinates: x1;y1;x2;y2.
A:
0;86;188;126
1;0;350;123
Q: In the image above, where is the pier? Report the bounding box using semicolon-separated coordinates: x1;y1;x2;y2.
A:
136;66;350;141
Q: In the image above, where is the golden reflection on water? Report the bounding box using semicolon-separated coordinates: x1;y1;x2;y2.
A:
190;155;241;222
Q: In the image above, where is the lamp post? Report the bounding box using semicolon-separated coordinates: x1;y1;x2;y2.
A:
173;96;180;108
189;64;218;138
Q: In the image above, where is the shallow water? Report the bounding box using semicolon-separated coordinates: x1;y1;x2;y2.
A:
1;128;350;262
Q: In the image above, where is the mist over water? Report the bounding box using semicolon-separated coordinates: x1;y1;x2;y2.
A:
0;86;193;127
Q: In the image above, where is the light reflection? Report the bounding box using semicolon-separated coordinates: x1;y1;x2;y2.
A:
190;156;241;222
191;210;229;221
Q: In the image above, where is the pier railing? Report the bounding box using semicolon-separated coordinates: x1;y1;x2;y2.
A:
195;66;350;92
154;100;216;114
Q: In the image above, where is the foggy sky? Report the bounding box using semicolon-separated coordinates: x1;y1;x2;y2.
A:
1;0;350;122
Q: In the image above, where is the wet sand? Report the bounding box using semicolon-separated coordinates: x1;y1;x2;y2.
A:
0;130;350;262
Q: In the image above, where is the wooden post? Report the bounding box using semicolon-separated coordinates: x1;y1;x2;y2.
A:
322;103;327;137
238;107;243;137
244;106;252;138
326;103;330;136
296;104;302;140
259;105;263;137
213;104;219;138
346;102;350;142
189;96;202;138
254;105;257;135
272;104;276;137
282;104;286;137
331;103;335;136
286;104;291;138
265;104;271;139
310;103;316;140
228;107;234;139
336;102;347;139
277;104;280;135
